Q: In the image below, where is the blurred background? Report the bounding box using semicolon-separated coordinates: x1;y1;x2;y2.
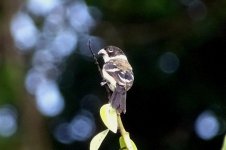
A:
0;0;225;149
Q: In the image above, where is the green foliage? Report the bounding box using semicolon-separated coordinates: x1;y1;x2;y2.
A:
90;129;109;150
100;104;118;133
119;136;137;150
221;135;226;150
90;104;137;150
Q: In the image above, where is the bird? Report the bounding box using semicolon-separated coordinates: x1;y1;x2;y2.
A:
98;46;134;114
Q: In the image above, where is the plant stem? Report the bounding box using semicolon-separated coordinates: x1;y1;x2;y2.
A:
117;114;126;135
117;114;133;150
88;40;111;99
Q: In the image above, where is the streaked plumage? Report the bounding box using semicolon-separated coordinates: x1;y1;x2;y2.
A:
98;46;134;113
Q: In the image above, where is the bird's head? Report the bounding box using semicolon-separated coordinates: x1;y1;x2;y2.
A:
98;46;126;62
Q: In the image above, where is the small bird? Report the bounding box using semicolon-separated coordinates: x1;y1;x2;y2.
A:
98;46;134;114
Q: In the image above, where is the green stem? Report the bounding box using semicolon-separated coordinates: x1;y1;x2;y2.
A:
117;114;127;135
117;114;133;150
88;40;111;100
222;135;226;150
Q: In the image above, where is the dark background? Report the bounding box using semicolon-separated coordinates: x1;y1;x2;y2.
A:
0;0;225;149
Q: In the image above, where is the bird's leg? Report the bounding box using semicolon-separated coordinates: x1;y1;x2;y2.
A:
100;81;107;86
100;80;112;100
100;80;107;86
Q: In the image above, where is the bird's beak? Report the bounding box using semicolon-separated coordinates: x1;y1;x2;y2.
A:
98;49;107;56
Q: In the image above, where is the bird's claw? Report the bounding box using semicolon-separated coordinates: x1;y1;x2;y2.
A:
100;80;107;86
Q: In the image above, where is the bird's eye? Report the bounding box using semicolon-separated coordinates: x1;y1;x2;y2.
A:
108;49;113;53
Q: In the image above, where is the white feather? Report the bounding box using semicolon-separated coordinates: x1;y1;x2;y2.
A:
102;69;116;91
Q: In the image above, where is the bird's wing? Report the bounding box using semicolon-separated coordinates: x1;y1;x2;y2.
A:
103;60;134;89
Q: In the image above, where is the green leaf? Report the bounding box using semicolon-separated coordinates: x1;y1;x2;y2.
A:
119;134;137;150
90;129;109;150
100;104;118;133
222;135;226;150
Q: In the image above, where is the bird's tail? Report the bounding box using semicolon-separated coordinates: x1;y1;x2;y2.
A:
110;84;127;114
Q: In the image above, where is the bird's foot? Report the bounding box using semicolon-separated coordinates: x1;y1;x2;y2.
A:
100;80;107;86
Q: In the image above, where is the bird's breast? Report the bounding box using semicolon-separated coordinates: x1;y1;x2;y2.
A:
102;69;116;91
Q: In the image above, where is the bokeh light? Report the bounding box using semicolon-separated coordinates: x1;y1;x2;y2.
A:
78;35;104;57
66;1;95;33
70;110;95;141
6;0;226;149
80;94;102;114
50;29;78;58
25;68;46;95
27;0;60;16
42;6;65;38
195;110;220;140
187;0;207;21
32;50;60;78
10;12;39;51
0;105;17;137
35;79;65;117
53;110;96;143
54;122;74;144
180;0;207;21
158;52;180;74
11;0;102;118
32;50;54;67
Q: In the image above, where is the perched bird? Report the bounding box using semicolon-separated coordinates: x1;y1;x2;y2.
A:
98;46;134;114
